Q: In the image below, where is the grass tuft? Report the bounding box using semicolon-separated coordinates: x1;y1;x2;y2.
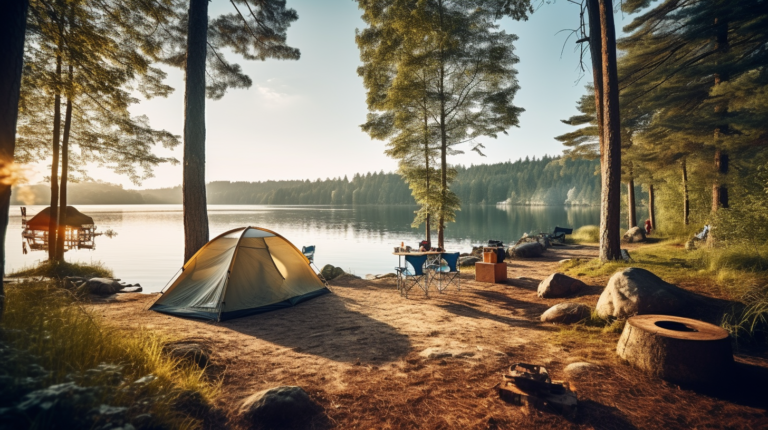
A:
7;260;113;279
569;225;600;243
1;282;218;428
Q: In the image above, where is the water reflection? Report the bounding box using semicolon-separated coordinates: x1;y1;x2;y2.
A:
6;204;599;292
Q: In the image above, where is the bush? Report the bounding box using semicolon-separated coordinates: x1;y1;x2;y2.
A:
570;225;600;243
0;282;217;428
722;285;768;345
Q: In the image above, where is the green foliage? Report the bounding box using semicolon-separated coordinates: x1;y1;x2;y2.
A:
570;225;600;243
357;0;525;241
1;282;217;428
7;260;113;279
18;0;181;184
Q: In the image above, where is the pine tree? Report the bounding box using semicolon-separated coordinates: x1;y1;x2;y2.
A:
357;0;525;248
170;0;301;263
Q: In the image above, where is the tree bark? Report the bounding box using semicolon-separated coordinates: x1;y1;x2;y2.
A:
0;0;30;318
682;160;689;226
712;15;729;212
598;0;622;262
585;0;604;143
49;52;63;262
648;183;656;231
56;76;73;260
183;0;210;263
712;150;729;211
627;178;636;228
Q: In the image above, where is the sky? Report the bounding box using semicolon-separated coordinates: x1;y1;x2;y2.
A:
24;0;636;190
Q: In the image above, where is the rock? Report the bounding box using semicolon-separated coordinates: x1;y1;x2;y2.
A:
458;256;481;267
320;264;336;280
622;226;646;243
418;347;475;359
596;268;690;319
332;266;346;279
509;242;545;258
163;342;212;368
375;273;397;279
364;274;376;280
240;386;321;428
540;303;592;324
80;278;123;295
172;389;211;418
564;362;598;377
470;246;483;257
538;235;552;249
537;273;586;298
117;286;142;293
334;273;361;281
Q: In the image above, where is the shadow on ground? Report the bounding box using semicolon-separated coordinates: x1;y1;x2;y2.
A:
221;293;411;364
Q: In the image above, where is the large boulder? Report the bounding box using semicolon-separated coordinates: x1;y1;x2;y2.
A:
540;303;592;324
537;273;586;298
623;226;646;243
596;268;690;319
508;242;545;258
240;386;321;429
458;256;481;267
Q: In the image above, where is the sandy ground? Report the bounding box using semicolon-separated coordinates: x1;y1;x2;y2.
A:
93;244;768;429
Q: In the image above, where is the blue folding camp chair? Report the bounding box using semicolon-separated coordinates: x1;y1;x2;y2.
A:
302;245;327;285
432;252;460;293
395;254;430;298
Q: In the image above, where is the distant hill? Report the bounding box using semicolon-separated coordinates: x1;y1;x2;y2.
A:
11;156;606;206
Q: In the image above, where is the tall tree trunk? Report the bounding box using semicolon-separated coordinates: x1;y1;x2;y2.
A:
183;0;210;263
682;160;689;226
597;0;622;261
49;52;63;262
437;60;447;249
648;183;656;231
586;0;604;143
712;15;729;212
56;75;73;260
0;0;30;318
627;178;636;228
712;150;729;211
424;108;431;244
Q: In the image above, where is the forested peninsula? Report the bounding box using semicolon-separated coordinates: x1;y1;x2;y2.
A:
12;156;605;206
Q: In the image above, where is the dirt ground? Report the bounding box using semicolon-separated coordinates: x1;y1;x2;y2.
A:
94;244;768;429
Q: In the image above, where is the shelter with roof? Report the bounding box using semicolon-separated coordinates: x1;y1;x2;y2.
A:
22;206;97;251
149;226;329;321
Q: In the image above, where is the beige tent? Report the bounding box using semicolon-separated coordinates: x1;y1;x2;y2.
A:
150;227;329;321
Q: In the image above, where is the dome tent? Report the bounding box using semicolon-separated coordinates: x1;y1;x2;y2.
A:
150;227;329;321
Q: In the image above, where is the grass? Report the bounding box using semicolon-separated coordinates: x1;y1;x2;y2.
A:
1;282;218;428
7;260;113;279
559;239;768;345
569;225;600;244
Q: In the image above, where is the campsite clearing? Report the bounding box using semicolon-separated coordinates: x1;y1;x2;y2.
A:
94;244;768;429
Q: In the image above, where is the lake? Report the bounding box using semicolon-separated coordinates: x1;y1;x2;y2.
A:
7;204;600;292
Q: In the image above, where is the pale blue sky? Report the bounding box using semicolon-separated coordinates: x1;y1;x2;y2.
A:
27;0;634;189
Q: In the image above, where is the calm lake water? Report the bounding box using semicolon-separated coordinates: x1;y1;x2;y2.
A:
7;204;599;292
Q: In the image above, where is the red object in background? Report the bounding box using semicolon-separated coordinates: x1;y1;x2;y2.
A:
645;219;652;235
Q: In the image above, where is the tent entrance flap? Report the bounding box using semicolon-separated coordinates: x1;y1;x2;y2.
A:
149;226;329;321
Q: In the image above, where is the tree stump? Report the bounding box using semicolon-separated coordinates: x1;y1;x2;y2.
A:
617;315;733;385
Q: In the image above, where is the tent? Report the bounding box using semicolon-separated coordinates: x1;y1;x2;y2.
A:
149;226;329;321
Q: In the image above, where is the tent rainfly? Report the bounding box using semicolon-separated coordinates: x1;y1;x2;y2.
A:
149;227;329;321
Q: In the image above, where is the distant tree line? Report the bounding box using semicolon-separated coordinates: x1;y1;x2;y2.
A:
11;156;607;207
